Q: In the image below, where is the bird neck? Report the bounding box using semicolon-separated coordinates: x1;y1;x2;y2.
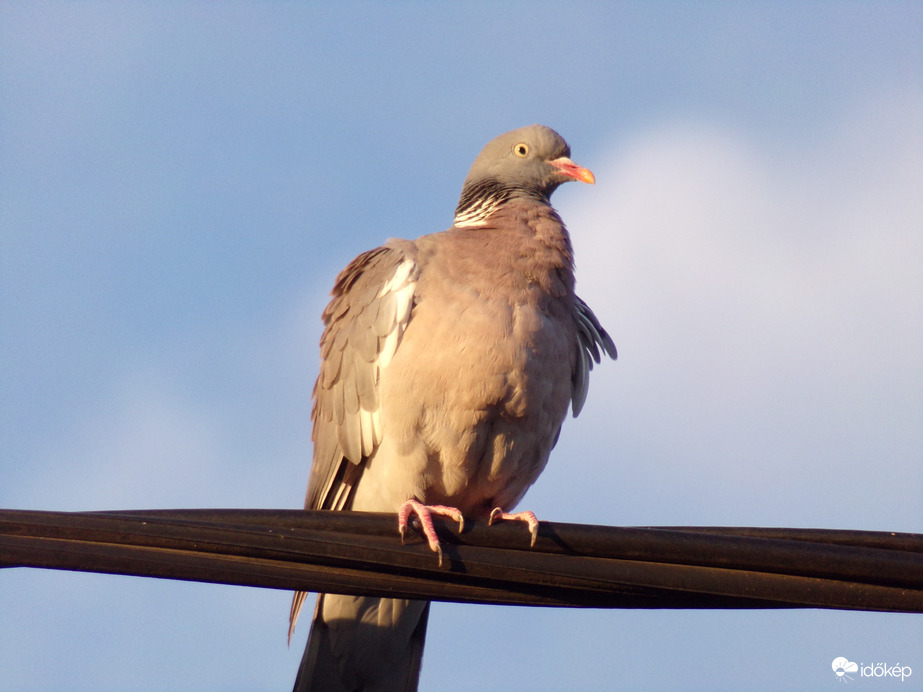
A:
453;178;549;229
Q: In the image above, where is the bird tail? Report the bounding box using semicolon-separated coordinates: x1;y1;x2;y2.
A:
292;594;430;692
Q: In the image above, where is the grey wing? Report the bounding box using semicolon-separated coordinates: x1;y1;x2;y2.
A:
306;245;418;511
291;245;418;641
571;294;617;416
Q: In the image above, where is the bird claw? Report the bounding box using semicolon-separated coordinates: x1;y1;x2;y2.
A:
398;499;465;567
489;507;540;547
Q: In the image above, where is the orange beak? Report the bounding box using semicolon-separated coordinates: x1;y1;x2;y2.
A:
550;156;595;184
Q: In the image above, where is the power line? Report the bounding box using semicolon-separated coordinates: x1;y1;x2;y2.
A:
1;508;921;612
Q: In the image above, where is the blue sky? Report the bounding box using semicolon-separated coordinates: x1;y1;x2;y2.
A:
1;2;921;690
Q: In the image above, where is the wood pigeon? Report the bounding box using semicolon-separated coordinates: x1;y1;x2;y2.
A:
290;124;616;691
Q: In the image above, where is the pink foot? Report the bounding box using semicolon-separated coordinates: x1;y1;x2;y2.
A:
398;499;465;567
489;507;540;547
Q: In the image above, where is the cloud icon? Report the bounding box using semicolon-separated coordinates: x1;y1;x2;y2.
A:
832;657;859;678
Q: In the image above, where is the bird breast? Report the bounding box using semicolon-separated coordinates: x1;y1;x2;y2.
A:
372;225;578;513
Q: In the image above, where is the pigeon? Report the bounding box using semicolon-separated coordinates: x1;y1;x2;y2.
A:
290;124;616;691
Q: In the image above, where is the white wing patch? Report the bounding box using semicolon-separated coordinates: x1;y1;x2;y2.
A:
356;258;416;456
376;260;415;369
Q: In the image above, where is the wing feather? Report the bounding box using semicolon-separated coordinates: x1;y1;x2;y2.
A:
304;246;418;511
371;291;397;337
572;294;617;416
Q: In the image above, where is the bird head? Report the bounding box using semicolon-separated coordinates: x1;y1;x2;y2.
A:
464;124;595;198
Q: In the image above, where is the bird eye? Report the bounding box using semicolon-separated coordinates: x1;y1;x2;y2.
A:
513;143;530;158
